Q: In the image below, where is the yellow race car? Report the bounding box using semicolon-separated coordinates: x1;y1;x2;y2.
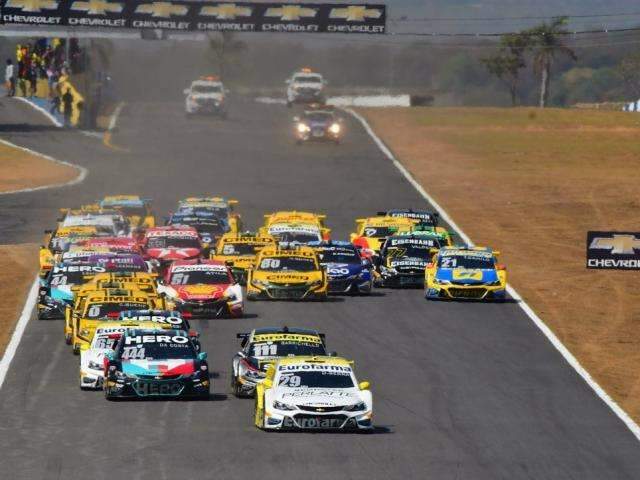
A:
425;246;507;301
262;211;330;240
98;195;155;230
70;289;156;354
40;225;105;277
211;232;276;284
349;216;419;256
246;245;328;301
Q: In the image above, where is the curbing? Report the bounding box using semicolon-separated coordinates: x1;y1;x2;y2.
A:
346;107;640;442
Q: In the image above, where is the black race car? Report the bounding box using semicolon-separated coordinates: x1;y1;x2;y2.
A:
293;108;343;144
104;329;209;400
167;212;229;253
377;232;444;287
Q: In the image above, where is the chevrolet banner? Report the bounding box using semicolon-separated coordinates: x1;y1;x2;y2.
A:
0;1;386;33
586;231;640;270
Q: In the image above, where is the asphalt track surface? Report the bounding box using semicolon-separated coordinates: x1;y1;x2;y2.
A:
0;97;639;480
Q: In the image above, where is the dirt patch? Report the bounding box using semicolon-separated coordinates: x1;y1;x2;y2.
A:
0;244;38;358
361;107;640;421
0;142;78;192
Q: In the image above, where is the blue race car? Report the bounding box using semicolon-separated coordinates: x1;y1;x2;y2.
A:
309;240;373;294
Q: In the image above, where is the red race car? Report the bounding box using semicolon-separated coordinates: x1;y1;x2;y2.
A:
79;237;141;254
141;226;203;273
159;259;244;318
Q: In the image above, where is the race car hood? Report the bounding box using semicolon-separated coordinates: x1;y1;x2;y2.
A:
323;262;362;279
216;255;254;270
388;257;428;272
309;120;330;128
436;268;499;285
122;359;196;377
81;348;110;368
145;248;200;261
255;271;322;285
51;285;74;302
276;387;363;407
171;284;227;301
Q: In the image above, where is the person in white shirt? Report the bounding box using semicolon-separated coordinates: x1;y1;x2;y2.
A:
5;59;15;97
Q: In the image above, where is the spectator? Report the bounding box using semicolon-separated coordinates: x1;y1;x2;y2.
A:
28;61;37;97
5;59;15;97
62;88;73;127
50;87;60;115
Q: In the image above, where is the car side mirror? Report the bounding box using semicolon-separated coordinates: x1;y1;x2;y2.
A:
359;381;370;390
236;350;246;359
495;263;506;271
426;263;434;269
263;378;273;388
197;352;207;361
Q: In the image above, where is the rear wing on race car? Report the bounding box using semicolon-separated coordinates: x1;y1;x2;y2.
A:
237;332;250;346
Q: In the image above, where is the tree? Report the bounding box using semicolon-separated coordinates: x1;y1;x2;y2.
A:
525;17;577;108
207;32;247;82
481;33;529;106
618;52;640;107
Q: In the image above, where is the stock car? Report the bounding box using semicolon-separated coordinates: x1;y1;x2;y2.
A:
166;211;229;253
377;231;447;287
246;245;328;301
293;107;343;144
79;319;172;390
210;232;277;285
309;241;373;294
104;329;210;400
141;226;203;273
262;211;330;240
231;327;327;397
253;356;373;431
176;197;241;233
98;195;155;230
59;211;128;237
425;247;507;301
38;262;108;320
350;216;419;257
159;260;243;318
39;225;109;276
70;290;155;354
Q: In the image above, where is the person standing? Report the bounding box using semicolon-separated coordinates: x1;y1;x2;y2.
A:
62;88;73;127
5;59;15;97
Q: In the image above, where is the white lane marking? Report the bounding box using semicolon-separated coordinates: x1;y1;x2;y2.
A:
14;97;63;128
0;277;38;389
109;102;125;132
0;137;87;195
347;108;640;442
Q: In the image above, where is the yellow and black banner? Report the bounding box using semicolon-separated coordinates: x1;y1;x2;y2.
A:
0;1;386;33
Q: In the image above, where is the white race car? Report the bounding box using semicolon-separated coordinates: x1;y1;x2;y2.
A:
184;76;227;117
285;68;326;107
254;356;373;431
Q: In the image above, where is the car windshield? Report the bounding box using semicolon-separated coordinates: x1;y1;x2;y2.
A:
305;113;332;122
272;231;321;243
294;75;322;84
384;239;442;259
219;243;263;256
169;270;229;284
438;254;495;269
361;226;398;238
116;206;147;217
192;85;221;93
146;237;200;249
277;371;354;388
257;256;316;272
121;337;196;360
317;248;360;263
84;302;149;319
251;341;326;358
49;270;88;286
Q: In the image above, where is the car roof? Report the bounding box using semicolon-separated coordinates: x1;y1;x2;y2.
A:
253;326;319;336
276;356;351;367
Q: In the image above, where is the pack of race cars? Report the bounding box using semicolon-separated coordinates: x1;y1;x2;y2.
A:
37;194;506;430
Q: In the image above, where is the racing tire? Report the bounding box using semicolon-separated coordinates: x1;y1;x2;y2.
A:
65;333;72;345
72;343;80;355
231;375;244;398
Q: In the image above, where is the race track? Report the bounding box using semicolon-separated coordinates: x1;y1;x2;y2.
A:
0;97;639;480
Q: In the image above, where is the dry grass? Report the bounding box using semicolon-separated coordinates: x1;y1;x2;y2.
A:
362;106;640;420
0;244;38;357
0;142;78;192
